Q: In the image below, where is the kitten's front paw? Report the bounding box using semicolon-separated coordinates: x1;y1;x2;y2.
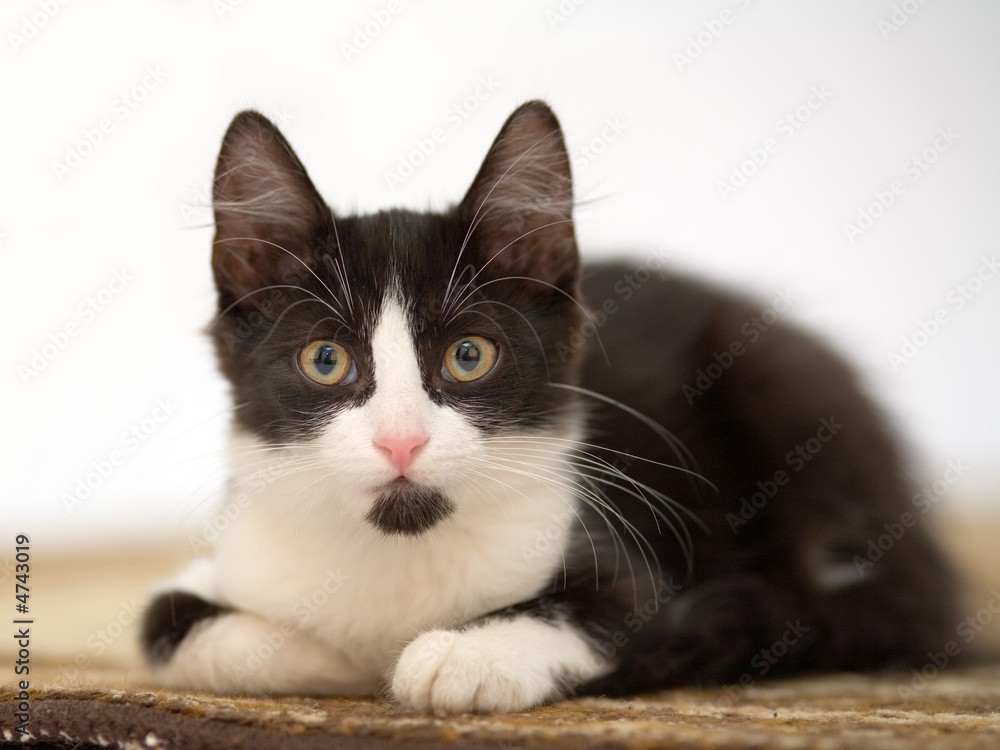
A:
391;628;560;714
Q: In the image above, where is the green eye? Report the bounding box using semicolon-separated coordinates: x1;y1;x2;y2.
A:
299;341;356;385
442;336;497;382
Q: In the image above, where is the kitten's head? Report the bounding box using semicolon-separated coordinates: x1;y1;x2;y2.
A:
210;102;586;536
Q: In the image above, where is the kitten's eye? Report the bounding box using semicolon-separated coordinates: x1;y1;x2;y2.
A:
442;336;497;382
299;341;356;386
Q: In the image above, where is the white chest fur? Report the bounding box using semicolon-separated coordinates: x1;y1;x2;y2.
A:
212;434;579;678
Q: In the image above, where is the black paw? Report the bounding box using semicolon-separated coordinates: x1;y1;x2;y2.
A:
141;591;231;664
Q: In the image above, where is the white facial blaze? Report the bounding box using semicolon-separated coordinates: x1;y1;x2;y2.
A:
304;294;479;495
367;297;433;443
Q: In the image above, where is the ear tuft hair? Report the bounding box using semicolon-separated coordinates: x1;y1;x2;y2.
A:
211;111;331;307
459;101;578;293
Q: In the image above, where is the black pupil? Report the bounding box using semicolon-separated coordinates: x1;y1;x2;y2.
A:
455;341;481;372
315;345;338;375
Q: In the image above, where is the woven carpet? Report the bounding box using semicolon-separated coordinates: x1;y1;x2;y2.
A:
3;664;1000;749
2;514;998;749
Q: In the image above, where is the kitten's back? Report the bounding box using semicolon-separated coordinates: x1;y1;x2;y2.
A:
571;263;957;694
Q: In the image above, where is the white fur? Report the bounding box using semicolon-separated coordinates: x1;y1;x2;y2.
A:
392;616;609;714
157;297;589;704
151;610;374;694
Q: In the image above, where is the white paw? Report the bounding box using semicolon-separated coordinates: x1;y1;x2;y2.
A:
391;628;559;714
391;617;608;714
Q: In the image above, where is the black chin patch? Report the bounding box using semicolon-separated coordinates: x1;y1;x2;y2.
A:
366;479;455;535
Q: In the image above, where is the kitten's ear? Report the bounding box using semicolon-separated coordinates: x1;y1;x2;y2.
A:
212;111;330;306
459;101;578;293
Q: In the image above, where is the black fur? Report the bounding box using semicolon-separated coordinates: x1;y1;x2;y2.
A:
141;591;232;665
556;266;954;692
366;479;455;535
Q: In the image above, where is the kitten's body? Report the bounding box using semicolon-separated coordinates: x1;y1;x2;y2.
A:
142;103;955;712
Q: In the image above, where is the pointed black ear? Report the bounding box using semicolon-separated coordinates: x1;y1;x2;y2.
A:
212;111;331;307
459;101;578;293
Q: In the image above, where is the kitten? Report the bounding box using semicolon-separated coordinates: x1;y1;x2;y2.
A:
141;101;955;713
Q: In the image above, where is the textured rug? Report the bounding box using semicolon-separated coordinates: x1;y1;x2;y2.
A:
1;514;999;749
2;664;1000;749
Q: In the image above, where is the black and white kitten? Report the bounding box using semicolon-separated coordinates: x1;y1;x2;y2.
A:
142;102;955;713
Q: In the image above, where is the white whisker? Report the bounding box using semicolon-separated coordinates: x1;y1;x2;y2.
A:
549;382;707;488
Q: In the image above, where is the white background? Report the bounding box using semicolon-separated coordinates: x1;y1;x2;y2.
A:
2;0;998;555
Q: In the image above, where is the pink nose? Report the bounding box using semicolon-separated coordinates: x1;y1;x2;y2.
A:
375;433;428;474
